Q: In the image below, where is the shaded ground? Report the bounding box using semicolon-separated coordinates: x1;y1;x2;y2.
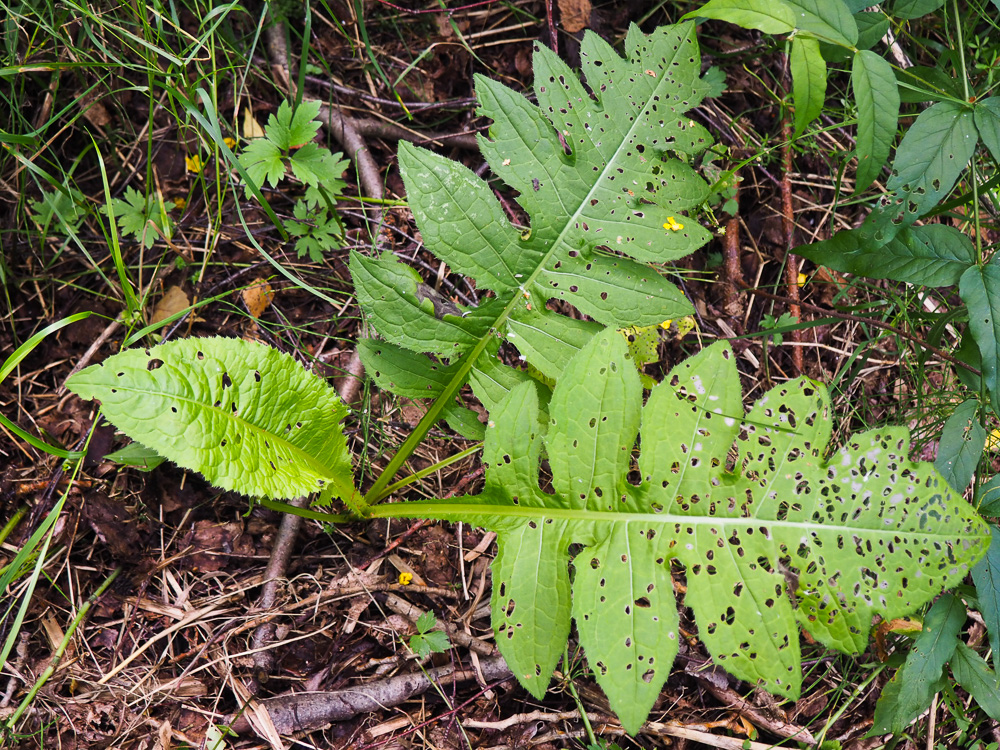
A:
0;1;980;749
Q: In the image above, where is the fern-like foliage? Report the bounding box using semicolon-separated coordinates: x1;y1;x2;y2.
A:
352;22;715;433
368;328;989;733
66;337;359;509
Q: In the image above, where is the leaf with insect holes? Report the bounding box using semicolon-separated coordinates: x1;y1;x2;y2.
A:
353;22;715;426
66;337;360;510
369;328;988;734
860;101;977;246
852;50;900;193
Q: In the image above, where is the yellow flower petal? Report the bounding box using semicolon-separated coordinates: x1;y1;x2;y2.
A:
223;136;237;150
398;572;413;585
185;154;203;173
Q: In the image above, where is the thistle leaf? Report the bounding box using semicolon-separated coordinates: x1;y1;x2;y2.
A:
355;22;713;422
66;337;358;508
371;329;989;733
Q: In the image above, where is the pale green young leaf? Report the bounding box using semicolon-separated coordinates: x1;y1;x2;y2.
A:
238;138;286;188
782;0;857;45
372;330;988;733
861;102;977;245
852;50;900;193
934;399;986;492
877;594;965;734
789;35;827;135
682;0;795;34
974;98;1000;164
793;224;975;287
66;337;358;508
890;0;946;19
951;642;1000;721
356;23;713;422
972;527;1000;672
959;259;1000;417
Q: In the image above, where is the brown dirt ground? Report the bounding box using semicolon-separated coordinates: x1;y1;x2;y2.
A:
0;2;985;749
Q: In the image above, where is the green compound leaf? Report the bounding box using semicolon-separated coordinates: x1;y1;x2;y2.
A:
239;138;286;188
960;257;1000;418
66;337;358;508
789;34;827;136
355;23;712;425
933;398;986;493
952;641;1000;721
871;594;964;735
852;49;900;193
371;329;988;734
793;223;975;287
683;0;795;34
975;97;1000;164
783;0;857;45
861;101;977;246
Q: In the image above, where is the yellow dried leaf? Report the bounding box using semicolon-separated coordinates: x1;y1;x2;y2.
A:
242;108;266;139
241;279;274;319
151;286;191;325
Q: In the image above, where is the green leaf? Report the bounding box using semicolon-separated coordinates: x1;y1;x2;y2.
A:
415;610;436;633
951;642;1000;720
29;186;86;234
101;187;173;249
355;23;710;435
104;441;166;471
960;258;1000;417
975;98;1000;164
890;0;946;19
854;12;890;50
933;398;985;492
861;101;977;246
972;526;1000;672
238;138;286;188
870;666;947;735
683;0;796;34
978;476;1000;516
874;594;965;734
266;99;322;150
289;143;348;189
66;337;358;507
789;35;827;136
782;0;857;45
372;330;988;734
793;224;975;287
896;66;964;104
852;50;900;193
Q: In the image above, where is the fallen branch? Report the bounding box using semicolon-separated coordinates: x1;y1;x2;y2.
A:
230;655;513;734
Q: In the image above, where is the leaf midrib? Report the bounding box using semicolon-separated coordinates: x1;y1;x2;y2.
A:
371;500;977;541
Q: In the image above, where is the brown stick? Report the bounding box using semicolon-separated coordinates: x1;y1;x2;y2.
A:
781;109;804;375
230;656;513;734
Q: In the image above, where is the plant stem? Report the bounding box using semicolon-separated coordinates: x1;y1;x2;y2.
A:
374;443;483;503
562;646;599;747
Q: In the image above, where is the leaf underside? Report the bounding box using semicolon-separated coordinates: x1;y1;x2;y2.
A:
373;329;989;734
353;22;714;415
66;337;357;506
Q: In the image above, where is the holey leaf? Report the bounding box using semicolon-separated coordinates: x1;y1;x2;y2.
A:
353;22;714;417
369;329;989;734
66;337;359;508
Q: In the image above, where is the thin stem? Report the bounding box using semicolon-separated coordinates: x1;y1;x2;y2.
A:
374;443;483;504
562;646;598;747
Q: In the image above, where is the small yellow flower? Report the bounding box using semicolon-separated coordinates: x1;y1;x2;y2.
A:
797;272;808;287
172;197;187;210
223;136;238;150
663;216;684;232
659;319;673;330
398;572;413;585
185;154;204;173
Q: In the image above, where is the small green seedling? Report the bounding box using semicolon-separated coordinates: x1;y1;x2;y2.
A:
100;186;174;249
408;611;450;658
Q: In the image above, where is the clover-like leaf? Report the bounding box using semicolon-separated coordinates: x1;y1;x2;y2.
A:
370;328;989;734
66;337;359;509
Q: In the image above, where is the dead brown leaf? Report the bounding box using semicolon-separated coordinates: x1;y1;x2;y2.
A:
151;285;191;326
181;520;254;572
558;0;591;33
242;278;275;319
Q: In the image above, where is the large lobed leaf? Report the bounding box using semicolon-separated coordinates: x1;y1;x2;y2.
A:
353;22;714;418
371;329;989;733
66;337;358;508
